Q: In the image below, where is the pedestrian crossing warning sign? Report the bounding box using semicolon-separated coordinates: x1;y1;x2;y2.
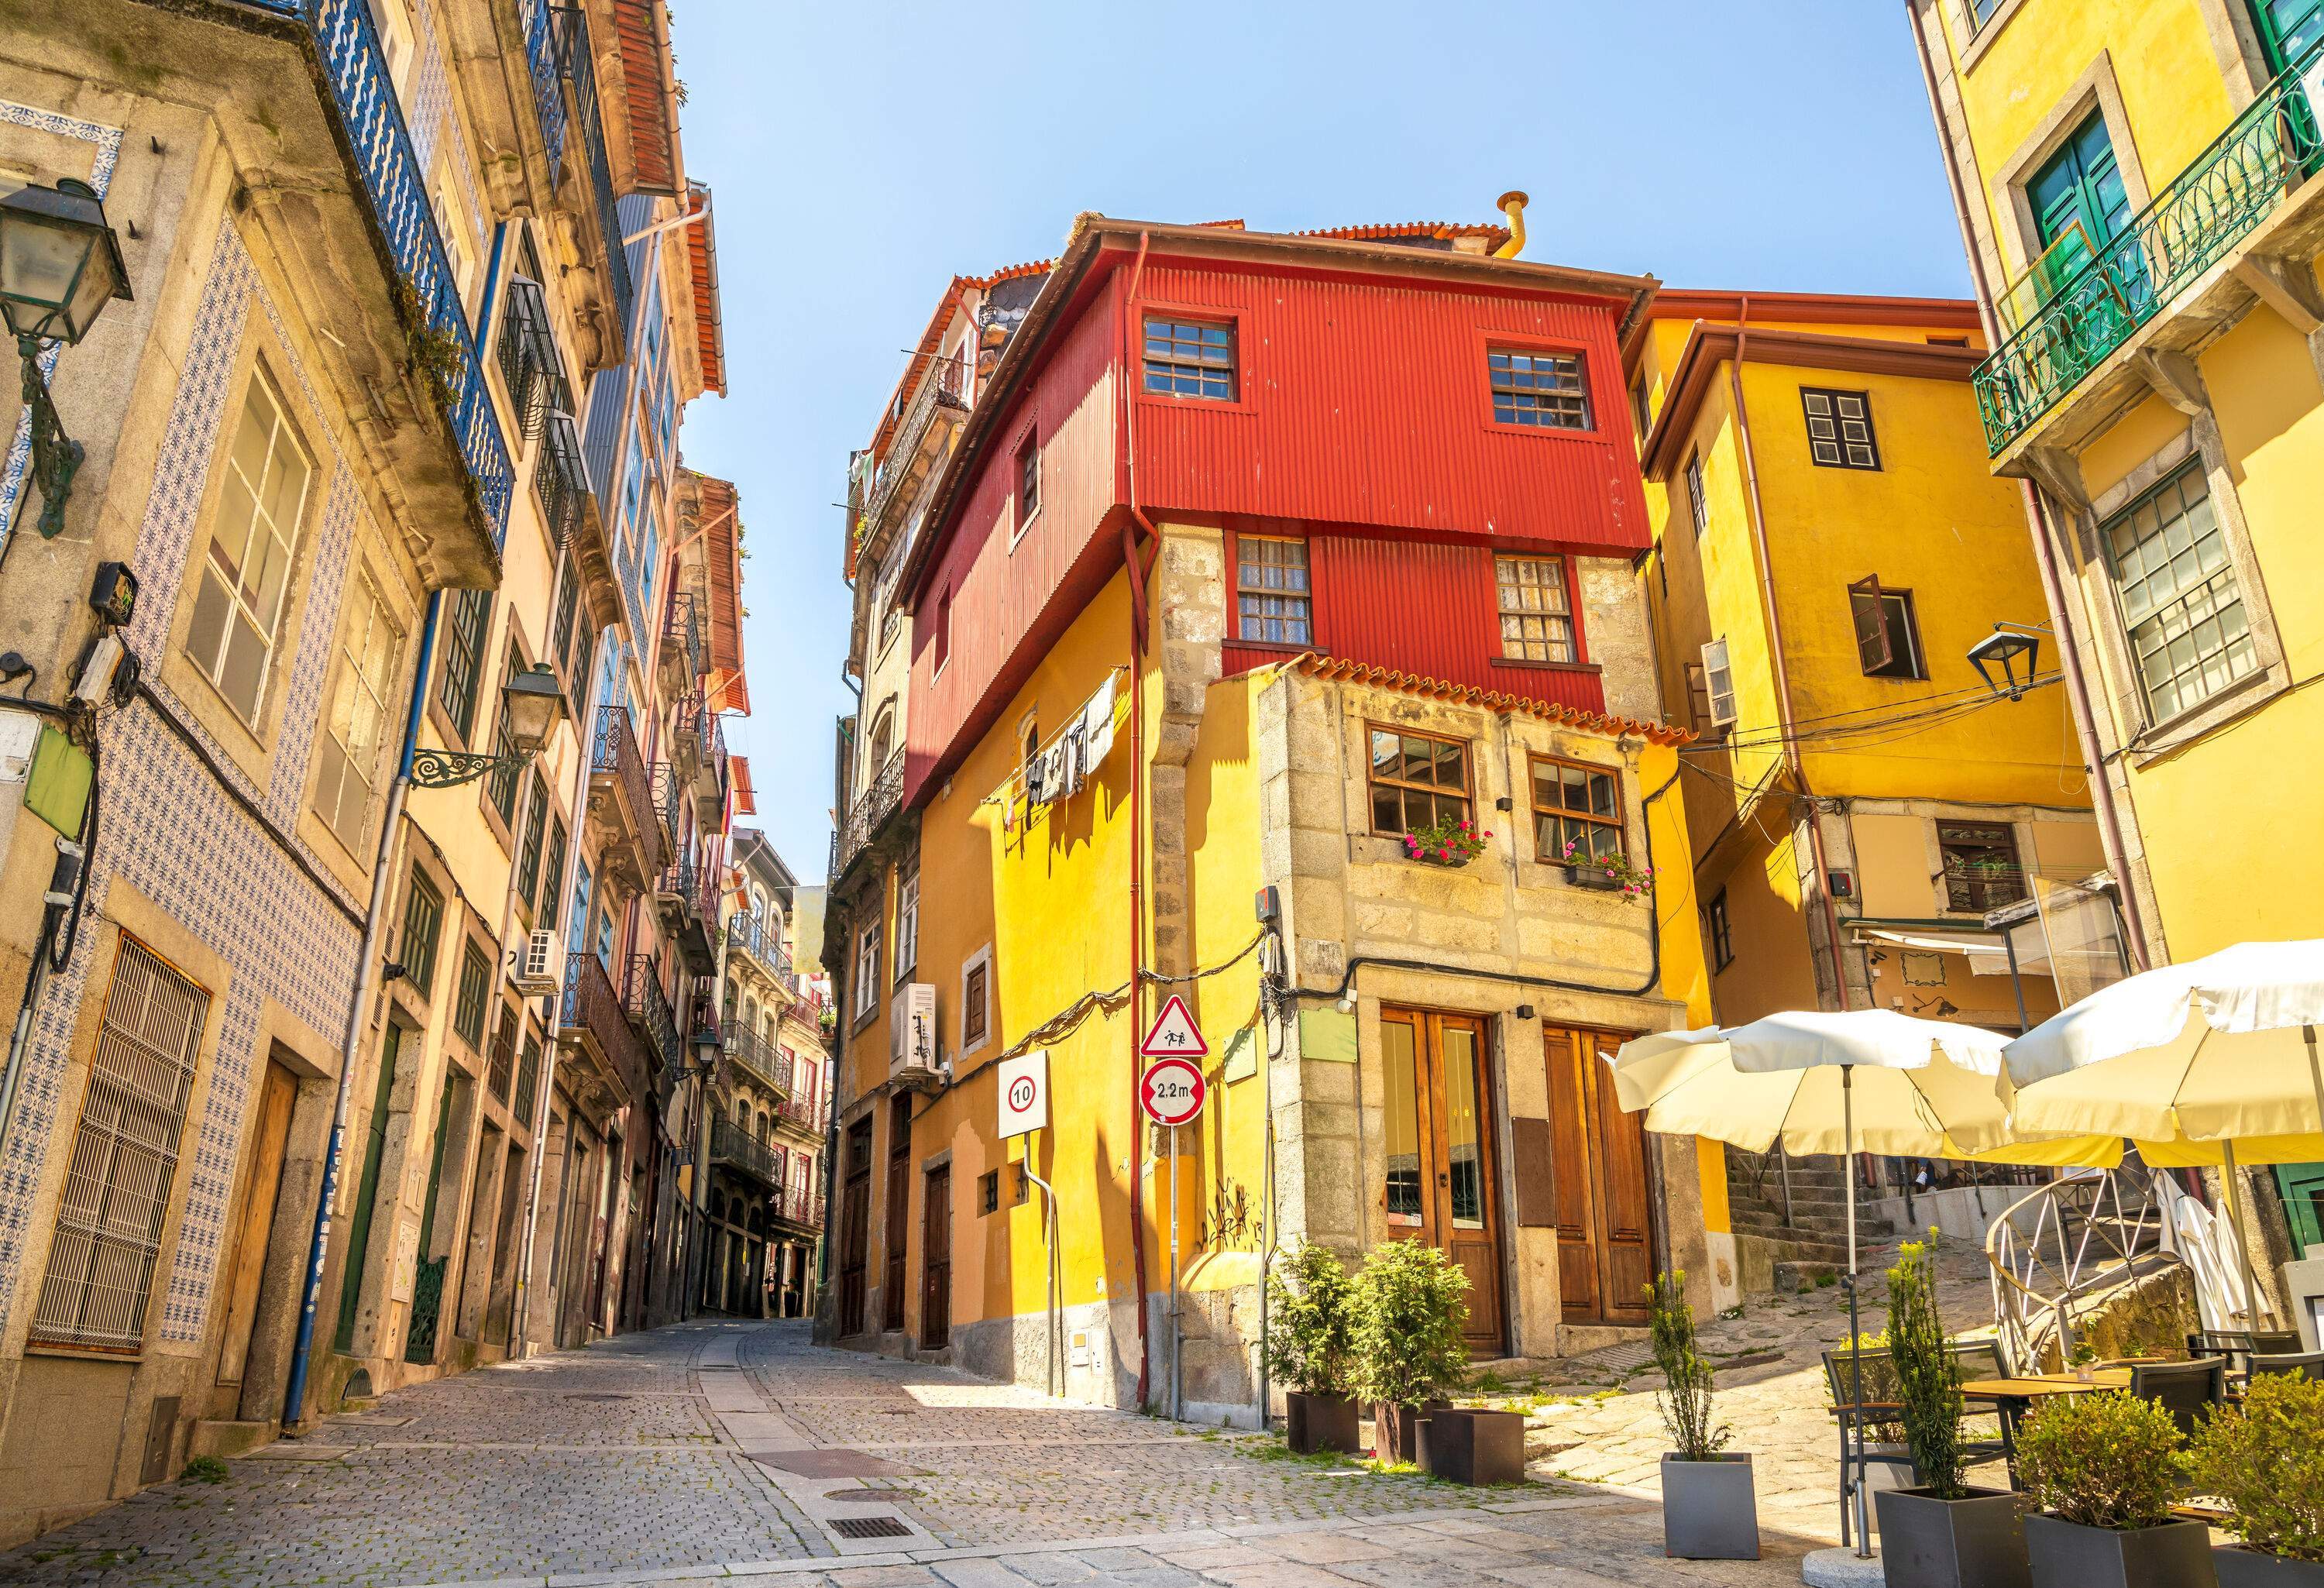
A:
1140;994;1207;1059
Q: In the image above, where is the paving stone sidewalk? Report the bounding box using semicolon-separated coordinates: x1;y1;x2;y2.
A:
0;1319;1825;1588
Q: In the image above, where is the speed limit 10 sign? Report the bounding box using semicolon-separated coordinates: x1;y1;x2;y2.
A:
997;1049;1049;1137
1140;1055;1206;1127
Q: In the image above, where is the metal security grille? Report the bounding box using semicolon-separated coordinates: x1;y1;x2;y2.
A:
32;938;208;1352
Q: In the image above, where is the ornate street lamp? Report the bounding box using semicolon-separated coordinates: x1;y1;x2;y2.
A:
411;664;567;787
0;177;132;539
1967;626;2044;701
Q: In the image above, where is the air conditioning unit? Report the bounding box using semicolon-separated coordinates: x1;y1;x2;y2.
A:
890;982;938;1081
511;929;560;995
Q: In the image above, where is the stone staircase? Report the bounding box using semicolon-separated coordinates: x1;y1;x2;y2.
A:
1727;1150;1896;1292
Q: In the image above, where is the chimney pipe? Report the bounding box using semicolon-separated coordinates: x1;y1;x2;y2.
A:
1493;191;1528;259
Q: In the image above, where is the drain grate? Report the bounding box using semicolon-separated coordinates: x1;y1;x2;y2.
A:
830;1516;913;1540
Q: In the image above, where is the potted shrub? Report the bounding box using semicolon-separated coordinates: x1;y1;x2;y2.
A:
2188;1370;2324;1586
1264;1240;1360;1456
2015;1390;2212;1588
1648;1269;1758;1560
1872;1236;2030;1588
1401;813;1490;869
1350;1240;1469;1464
1559;839;1655;901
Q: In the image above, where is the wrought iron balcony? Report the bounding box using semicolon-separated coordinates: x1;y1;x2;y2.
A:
774;1087;823;1136
773;1183;825;1232
244;0;515;547
863;356;967;555
623;952;682;1082
588;705;665;883
1974;47;2324;455
829;746;906;882
662;590;706;686
559;951;650;1110
650;758;685;858
542;2;634;355
655;847;718;970
727;913;792;985
725;1025;794;1097
709;1114;783;1191
693;708;727;823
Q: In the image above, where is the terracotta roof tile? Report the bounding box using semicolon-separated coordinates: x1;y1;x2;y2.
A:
1287;654;1691;746
685;183;724;395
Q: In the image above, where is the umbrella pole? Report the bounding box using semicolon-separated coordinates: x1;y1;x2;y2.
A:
1845;1064;1870;1559
2306;1025;2323;1133
2221;1139;2265;1328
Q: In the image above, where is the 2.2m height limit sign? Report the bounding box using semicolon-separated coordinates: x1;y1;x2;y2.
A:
1139;994;1207;1126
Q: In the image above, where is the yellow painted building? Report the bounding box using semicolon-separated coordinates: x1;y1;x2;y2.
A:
1625;292;2105;1045
1907;0;2324;963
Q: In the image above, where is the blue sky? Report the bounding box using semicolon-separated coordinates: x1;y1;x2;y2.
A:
672;0;1975;875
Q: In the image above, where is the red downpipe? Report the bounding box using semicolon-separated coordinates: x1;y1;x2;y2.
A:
1121;231;1154;1409
1904;0;2152;970
1726;297;1853;1010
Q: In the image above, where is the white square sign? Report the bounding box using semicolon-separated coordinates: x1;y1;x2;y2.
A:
998;1049;1049;1138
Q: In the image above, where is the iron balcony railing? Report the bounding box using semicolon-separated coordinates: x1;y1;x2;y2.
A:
535;412;589;548
663;590;706;682
246;0;515;546
657;849;717;930
518;0;567;187
865;355;966;540
710;1115;783;1190
773;1184;825;1230
651;758;685;854
548;4;634;356
727;913;792;983
829;747;906;882
1974;44;2324;453
623;952;682;1081
726;1025;794;1096
561;951;649;1108
590;705;665;878
775;1087;822;1134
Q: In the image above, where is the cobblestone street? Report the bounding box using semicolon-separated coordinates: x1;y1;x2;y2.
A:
0;1321;1824;1588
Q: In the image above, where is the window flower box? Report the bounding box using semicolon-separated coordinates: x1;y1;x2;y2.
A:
1401;813;1490;868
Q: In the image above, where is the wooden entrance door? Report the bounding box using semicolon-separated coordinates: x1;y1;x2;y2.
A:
839;1118;871;1335
921;1165;951;1349
882;1097;910;1332
1379;1008;1505;1355
217;1060;297;1411
1545;1026;1654;1325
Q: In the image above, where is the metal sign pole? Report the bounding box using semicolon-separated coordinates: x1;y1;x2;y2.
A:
1170;1121;1181;1422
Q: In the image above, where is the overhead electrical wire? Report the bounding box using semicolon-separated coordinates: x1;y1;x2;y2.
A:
1685;673;2063;755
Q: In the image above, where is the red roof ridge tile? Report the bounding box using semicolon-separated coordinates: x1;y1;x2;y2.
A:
1285;653;1692;745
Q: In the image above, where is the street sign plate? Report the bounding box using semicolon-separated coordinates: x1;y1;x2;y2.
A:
998;1049;1049;1137
1140;1055;1206;1127
1140;993;1208;1059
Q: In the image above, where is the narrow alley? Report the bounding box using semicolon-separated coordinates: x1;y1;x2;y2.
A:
0;1322;1810;1588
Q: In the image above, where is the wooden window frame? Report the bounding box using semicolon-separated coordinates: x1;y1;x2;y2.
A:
1014;427;1041;537
1707;890;1734;971
1365;723;1474;838
1801;387;1882;471
1528;754;1625;866
312;561;404;857
1685;451;1710;538
1700;638;1738;728
398;868;445;997
2098;459;2258;726
1938;820;2027;913
851;918;882;1026
1233;533;1314;650
452;937;493;1050
437;587;493;744
1484;342;1595;432
1140;311;1239;404
1848;576;1926;680
960;944;993;1057
1492;553;1578;665
185;365;316;729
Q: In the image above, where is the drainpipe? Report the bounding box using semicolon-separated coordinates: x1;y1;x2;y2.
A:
281;587;446;1432
1905;0;2154;971
1724;298;1852;1009
1119;230;1155;1411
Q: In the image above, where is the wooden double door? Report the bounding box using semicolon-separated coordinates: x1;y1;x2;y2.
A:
1379;1008;1505;1356
1545;1026;1654;1326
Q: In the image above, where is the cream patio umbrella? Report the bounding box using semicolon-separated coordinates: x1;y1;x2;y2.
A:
1609;1009;2116;1555
2002;938;2324;1325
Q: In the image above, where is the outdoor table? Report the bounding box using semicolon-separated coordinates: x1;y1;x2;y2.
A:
1961;1370;2133;1479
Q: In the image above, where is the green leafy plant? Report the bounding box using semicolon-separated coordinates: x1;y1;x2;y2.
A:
1263;1239;1357;1397
1401;813;1490;868
1558;839;1655;901
1885;1235;1968;1499
2015;1390;2183;1530
1349;1240;1470;1408
2188;1370;2324;1561
1646;1270;1730;1462
180;1456;229;1485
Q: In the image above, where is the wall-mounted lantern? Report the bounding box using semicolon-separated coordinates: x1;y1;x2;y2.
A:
0;178;132;538
411;665;567;786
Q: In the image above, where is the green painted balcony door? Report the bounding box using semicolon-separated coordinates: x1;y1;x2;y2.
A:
2255;0;2324;73
2031;113;2132;263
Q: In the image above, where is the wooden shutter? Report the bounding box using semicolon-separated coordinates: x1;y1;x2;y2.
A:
1849;576;1893;675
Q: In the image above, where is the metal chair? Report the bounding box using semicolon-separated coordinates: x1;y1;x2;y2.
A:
1824;1339;2010;1547
2188;1328;2302;1375
2247;1350;2324;1382
2133;1356;2228;1436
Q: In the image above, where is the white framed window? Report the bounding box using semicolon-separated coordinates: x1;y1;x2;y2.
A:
1700;638;1738;727
313;565;404;853
187;370;311;724
893;867;920;983
959;944;994;1057
853;919;881;1019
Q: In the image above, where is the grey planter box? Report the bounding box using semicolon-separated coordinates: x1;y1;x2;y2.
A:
1563;864;1624;892
1661;1452;1758;1560
2217;1550;2324;1588
1874;1487;2030;1588
1284;1392;1358;1456
1418;1408;1526;1487
2025;1515;2216;1588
